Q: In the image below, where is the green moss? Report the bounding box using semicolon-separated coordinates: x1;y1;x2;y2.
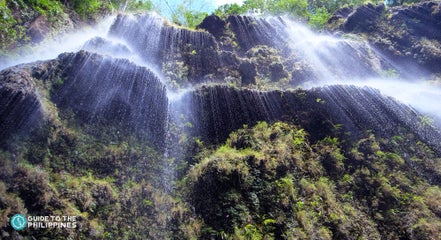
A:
184;121;441;239
71;0;109;21
0;1;25;49
25;0;63;19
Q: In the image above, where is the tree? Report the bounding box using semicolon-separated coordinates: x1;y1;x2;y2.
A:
214;3;246;17
268;0;309;18
170;0;209;28
239;0;309;18
385;0;422;6
309;7;330;28
105;0;153;12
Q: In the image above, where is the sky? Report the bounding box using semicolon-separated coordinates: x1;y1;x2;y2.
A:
150;0;244;19
212;0;244;7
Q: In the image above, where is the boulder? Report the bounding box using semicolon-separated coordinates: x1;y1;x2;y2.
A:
269;62;288;81
27;15;50;43
390;1;441;40
344;3;385;32
238;60;256;85
0;66;43;145
197;14;226;39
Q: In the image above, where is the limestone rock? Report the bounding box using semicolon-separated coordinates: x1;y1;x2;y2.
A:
343;3;385;32
238;60;257;85
0;66;43;145
197;14;227;39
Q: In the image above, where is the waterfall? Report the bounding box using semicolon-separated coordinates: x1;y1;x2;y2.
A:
1;10;440;174
1;10;441;238
0;16;116;71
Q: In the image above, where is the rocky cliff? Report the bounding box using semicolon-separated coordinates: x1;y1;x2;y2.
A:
330;1;441;77
1;1;441;239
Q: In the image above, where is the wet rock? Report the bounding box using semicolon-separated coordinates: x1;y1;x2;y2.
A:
291;60;317;83
328;6;354;24
269;62;288;81
0;51;169;150
344;3;385;32
238;60;256;85
226;15;283;52
54;51;168;149
219;51;240;66
109;14;221;82
332;1;441;76
390;1;441;40
183;85;441;153
197;14;226;39
27;15;50;43
82;37;132;57
244;45;290;82
0;66;43;146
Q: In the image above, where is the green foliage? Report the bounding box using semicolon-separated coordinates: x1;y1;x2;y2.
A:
186;121;441;239
171;2;207;28
214;3;246;17
0;0;21;49
268;0;309;18
234;224;263;239
309;7;331;29
385;0;424;6
0;0;155;51
242;0;309;18
419;115;435;127
380;68;400;78
214;0;389;28
24;0;63;18
71;0;108;20
120;0;153;12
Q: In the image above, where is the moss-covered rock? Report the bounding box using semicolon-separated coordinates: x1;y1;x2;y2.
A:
0;66;44;146
186;121;441;239
330;1;441;76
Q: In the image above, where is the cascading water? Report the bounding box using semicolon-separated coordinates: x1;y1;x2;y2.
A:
2;10;441;187
1;8;441;238
0;16;116;70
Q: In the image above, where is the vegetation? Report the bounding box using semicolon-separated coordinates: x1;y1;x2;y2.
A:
1;0;441;239
214;0;429;28
0;0;25;49
0;0;432;51
2;92;441;239
385;0;424;6
0;0;153;51
183;122;441;239
169;0;209;28
0;96;189;239
308;7;331;29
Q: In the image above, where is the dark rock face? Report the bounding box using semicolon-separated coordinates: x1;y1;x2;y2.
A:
106;11;412;87
82;37;132;57
109;14;221;82
331;1;441;76
27;15;51;43
197;14;227;39
390;1;441;40
0;51;168;150
183;85;441;153
0;67;43;145
238;61;257;85
269;62;288;81
316;85;441;153
328;6;354;23
53;51;168;148
343;3;385;32
226;16;287;52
